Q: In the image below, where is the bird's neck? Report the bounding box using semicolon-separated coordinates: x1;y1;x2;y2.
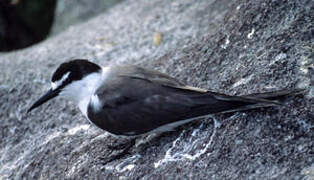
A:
62;67;110;117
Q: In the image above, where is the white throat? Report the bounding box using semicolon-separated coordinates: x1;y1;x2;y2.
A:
60;67;109;117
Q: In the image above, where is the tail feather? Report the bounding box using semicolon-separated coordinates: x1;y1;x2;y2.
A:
241;88;306;101
190;89;306;115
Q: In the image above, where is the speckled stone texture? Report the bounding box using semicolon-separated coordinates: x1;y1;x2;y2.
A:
51;0;123;35
0;0;313;179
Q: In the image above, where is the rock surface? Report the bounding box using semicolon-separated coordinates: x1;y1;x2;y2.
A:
51;0;123;35
0;0;313;179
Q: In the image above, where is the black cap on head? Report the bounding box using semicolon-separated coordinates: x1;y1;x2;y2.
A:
52;59;101;87
27;59;101;113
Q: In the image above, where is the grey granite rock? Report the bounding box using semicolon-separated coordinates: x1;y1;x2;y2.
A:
0;0;313;179
51;0;123;35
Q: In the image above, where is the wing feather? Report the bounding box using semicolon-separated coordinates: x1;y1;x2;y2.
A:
86;65;289;136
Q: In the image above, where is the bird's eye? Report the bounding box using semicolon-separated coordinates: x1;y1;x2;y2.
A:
51;72;71;90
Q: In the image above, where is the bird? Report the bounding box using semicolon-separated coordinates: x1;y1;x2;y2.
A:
28;59;304;137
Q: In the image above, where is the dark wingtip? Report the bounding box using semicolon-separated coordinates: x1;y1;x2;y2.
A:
242;88;308;101
290;88;308;95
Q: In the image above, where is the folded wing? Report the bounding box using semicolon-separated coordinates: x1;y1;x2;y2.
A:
86;65;293;136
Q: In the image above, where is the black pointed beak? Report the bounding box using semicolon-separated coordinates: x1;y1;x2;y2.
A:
27;88;60;113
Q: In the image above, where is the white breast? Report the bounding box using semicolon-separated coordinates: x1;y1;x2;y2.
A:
60;66;111;118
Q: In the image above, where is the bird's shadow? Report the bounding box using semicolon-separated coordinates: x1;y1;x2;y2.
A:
97;120;206;165
98;138;137;165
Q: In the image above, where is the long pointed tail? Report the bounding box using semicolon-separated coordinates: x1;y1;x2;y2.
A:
192;88;306;115
241;88;306;101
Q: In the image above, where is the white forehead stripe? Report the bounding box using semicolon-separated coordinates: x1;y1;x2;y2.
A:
51;72;70;90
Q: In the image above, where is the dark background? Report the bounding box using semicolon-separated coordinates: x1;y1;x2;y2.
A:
0;0;123;51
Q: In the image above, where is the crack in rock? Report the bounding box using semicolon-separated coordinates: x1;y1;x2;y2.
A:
154;118;219;168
